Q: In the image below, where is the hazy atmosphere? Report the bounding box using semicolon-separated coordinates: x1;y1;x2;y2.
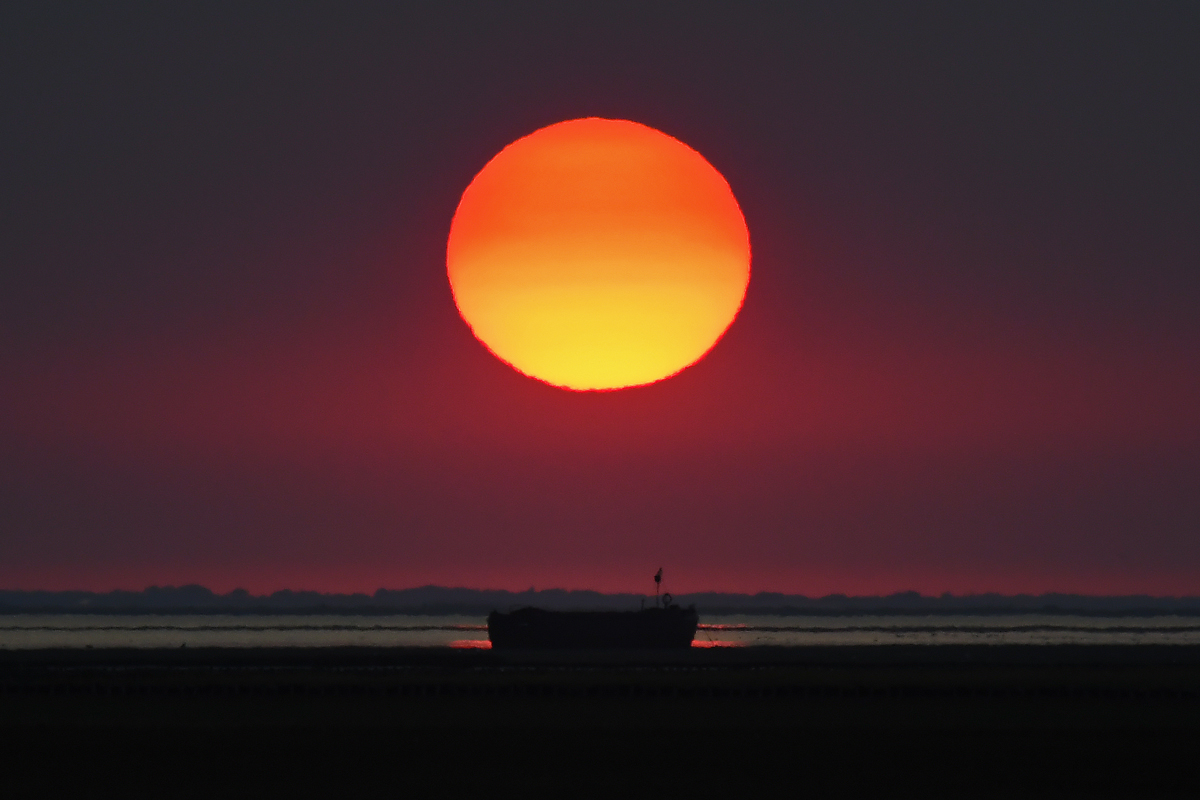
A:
2;4;1197;595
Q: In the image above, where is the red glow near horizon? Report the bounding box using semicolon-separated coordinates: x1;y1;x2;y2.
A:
0;280;1196;596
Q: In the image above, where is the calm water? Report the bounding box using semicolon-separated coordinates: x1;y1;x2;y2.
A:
2;614;1200;649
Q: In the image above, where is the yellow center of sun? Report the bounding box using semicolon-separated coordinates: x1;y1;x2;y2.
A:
447;117;750;391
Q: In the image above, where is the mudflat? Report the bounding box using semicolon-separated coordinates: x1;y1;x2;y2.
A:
4;645;1199;794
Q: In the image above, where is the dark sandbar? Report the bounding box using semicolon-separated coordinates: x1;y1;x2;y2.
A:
4;645;1199;793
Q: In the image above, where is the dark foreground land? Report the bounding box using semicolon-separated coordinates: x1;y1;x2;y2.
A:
3;645;1200;796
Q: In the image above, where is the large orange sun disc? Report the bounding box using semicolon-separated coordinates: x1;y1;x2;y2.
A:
447;118;750;391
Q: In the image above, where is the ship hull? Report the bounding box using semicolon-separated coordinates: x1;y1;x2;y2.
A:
487;607;699;649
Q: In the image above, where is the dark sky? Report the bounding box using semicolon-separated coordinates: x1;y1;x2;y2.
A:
2;3;1197;595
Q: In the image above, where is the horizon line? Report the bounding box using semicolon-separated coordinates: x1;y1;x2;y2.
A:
3;585;1200;602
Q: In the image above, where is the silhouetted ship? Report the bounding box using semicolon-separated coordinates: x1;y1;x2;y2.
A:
487;569;699;649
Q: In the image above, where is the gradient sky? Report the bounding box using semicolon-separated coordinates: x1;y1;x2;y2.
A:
2;4;1197;595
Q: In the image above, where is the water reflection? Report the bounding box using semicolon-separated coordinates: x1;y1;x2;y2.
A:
2;614;1199;649
696;615;1200;646
0;615;487;649
449;639;491;649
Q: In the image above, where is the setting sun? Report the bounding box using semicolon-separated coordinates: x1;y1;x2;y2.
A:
447;118;750;390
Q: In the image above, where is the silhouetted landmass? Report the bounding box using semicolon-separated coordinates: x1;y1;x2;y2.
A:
2;585;1200;615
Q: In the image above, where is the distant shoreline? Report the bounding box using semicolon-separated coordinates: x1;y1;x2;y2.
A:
3;586;1200;616
7;607;1200;617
